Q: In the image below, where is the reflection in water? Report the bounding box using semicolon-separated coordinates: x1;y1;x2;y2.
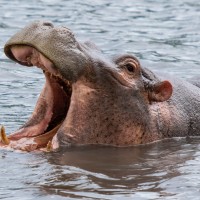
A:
1;0;200;199
24;138;198;199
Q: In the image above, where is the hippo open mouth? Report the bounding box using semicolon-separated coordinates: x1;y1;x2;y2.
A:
1;21;95;151
2;45;73;151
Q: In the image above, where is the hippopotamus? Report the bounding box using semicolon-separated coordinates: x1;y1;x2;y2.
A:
1;20;200;151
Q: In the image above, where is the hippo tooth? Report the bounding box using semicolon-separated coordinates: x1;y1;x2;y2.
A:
0;126;10;145
46;140;52;152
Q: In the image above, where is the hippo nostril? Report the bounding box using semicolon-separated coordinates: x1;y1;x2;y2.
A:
43;22;54;27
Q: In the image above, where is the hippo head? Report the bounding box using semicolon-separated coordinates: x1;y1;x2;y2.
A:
3;21;172;151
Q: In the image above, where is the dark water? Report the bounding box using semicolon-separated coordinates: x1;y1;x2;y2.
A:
1;0;200;199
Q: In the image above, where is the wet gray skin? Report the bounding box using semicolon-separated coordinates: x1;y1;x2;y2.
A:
2;20;200;151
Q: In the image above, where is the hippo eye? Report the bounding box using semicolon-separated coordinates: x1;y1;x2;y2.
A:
124;63;135;73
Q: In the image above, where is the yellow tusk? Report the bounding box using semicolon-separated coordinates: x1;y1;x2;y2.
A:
0;126;10;145
46;140;52;152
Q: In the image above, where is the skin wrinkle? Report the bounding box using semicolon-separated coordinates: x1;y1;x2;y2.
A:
154;102;171;138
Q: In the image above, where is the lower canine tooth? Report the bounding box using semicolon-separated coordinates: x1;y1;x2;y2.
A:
0;126;10;145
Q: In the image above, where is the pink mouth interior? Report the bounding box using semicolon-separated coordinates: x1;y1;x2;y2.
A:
45;72;71;131
7;45;72;150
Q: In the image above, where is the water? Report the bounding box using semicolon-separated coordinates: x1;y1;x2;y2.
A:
1;0;200;199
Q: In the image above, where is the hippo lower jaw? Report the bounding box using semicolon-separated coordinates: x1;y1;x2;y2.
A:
2;47;73;151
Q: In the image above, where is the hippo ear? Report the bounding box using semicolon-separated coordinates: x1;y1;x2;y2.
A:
148;80;173;102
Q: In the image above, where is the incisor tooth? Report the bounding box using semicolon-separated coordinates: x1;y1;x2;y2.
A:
0;126;10;145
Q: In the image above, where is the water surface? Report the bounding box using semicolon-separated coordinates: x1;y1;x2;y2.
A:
1;0;200;199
